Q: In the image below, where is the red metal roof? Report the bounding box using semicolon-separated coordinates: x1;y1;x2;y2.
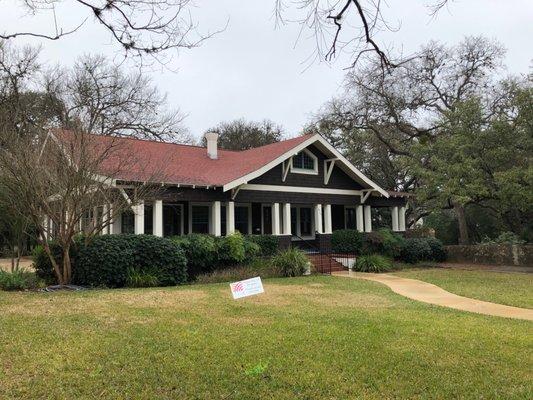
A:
53;130;314;187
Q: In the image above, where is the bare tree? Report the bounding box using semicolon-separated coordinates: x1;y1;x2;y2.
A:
0;127;166;284
1;0;221;65
275;0;452;69
49;54;191;141
0;42;183;284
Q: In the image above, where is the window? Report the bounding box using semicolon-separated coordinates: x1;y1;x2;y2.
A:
144;205;153;235
163;204;183;236
299;207;312;236
345;207;356;230
291;207;297;236
121;210;134;234
235;206;249;234
221;205;227;236
191;205;209;234
291;149;317;174
262;205;272;235
290;206;314;239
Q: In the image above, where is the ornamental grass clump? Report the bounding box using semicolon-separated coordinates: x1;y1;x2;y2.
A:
354;254;393;273
272;248;309;277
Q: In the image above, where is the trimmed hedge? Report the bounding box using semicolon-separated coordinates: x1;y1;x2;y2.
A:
171;233;262;279
361;229;406;258
246;235;279;256
399;237;446;264
170;234;217;277
75;235;187;287
331;230;363;253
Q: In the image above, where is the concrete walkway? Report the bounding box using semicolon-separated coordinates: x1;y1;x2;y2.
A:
333;271;533;321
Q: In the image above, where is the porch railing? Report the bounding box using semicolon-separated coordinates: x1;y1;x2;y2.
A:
291;233;358;275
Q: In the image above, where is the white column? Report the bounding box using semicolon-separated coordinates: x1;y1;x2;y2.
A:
364;205;372;233
391;206;399;232
399;206;406;232
153;200;163;237
134;201;145;234
283;203;291;235
102;204;109;234
42;215;49;240
211;201;221;236
356;205;364;232
226;201;235;235
108;204;115;234
323;204;332;234
272;203;280;235
314;204;323;234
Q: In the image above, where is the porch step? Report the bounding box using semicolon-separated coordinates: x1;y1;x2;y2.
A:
306;254;346;274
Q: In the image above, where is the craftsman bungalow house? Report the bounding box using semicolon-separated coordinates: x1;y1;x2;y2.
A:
50;131;408;250
106;132;407;244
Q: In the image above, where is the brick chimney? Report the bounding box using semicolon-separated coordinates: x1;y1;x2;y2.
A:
205;132;218;160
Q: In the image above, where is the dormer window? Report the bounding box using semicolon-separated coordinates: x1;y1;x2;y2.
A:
291;149;318;175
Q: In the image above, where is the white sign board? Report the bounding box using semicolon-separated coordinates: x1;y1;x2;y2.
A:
230;276;264;299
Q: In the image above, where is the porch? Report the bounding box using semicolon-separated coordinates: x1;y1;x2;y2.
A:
110;199;408;240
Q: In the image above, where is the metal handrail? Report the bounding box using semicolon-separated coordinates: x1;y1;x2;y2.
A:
291;233;320;252
291;232;332;274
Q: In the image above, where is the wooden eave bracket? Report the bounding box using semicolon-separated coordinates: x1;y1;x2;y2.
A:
324;158;338;185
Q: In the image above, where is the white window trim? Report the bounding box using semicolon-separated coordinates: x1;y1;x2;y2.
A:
188;202;211;234
163;203;184;236
260;203;284;235
290;205;315;241
290;148;318;175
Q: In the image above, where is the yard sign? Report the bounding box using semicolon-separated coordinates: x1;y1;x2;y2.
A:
230;276;264;299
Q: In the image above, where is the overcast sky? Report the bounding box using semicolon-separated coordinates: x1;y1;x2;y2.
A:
2;0;532;141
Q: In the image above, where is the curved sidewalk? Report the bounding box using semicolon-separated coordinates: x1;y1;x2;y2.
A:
333;271;533;321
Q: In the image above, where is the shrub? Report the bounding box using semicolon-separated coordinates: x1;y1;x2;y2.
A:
376;228;405;258
75;235;187;287
217;232;246;265
399;238;432;264
425;237;447;262
331;229;363;254
0;270;43;291
32;243;61;284
243;239;261;262
126;268;160;288
481;231;526;245
354;254;393;273
75;235;134;287
246;235;280;256
271;247;309;277
361;231;385;255
170;234;217;277
32;235;84;285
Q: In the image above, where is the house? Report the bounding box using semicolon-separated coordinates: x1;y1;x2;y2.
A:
50;131;409;251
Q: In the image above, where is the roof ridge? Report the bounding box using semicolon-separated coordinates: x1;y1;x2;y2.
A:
55;129;313;153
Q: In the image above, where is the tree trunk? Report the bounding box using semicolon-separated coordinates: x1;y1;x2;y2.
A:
40;234;65;285
453;202;470;245
62;246;72;284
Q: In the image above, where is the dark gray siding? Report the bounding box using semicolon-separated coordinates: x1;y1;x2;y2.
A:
249;144;364;190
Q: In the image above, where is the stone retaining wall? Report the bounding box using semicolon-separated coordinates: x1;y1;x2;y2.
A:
445;244;533;267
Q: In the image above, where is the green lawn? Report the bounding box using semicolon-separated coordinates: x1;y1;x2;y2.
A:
1;275;532;399
394;268;533;309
